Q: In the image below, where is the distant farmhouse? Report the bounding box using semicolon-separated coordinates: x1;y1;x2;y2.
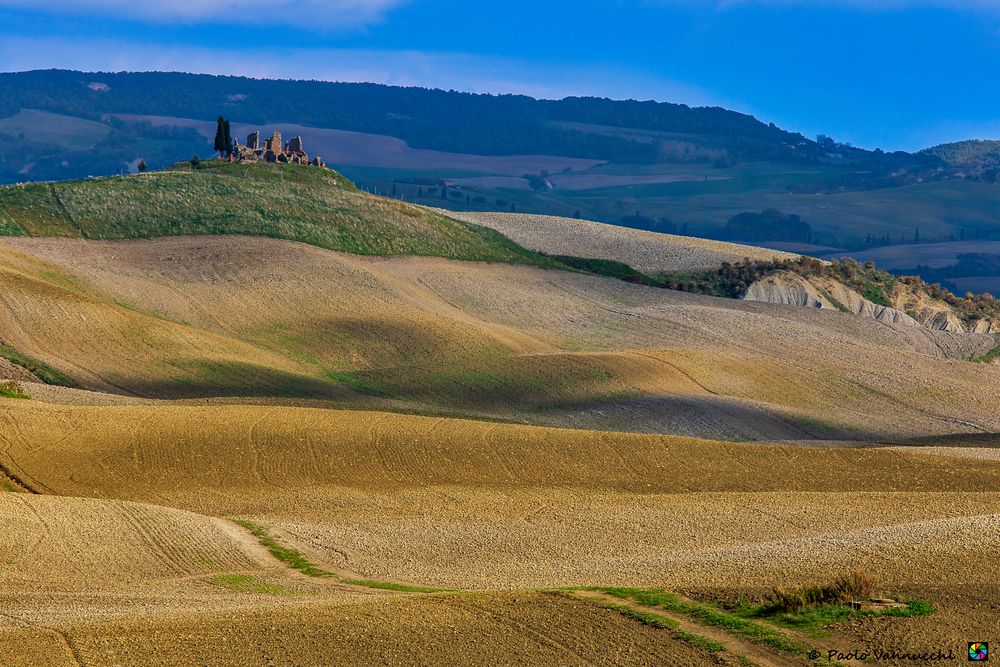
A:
232;130;326;168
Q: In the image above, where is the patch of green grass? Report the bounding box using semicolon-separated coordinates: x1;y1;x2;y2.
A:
0;343;78;387
2;481;18;492
879;599;935;618
726;598;933;641
324;370;392;397
234;519;449;593
603;603;727;653
972;344;1000;363
342;578;447;593
233;519;335;578
0;381;29;399
546;254;662;286
820;291;851;313
604;602;678;630
673;629;726;653
211;573;298;595
858;278;893;307
0;209;24;236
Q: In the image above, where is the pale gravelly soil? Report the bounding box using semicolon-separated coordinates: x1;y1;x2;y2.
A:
270;489;1000;590
445;210;800;272
0;494;268;593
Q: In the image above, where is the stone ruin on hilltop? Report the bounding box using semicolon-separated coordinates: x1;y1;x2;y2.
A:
232;130;326;167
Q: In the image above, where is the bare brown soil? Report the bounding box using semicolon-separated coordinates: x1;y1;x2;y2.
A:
1;592;719;667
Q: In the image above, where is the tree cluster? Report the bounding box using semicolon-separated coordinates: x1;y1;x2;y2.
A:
723;209;812;243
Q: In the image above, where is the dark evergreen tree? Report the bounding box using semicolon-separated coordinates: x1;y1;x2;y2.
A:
213;116;227;157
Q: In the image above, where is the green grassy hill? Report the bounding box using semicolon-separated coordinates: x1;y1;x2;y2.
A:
0;161;553;265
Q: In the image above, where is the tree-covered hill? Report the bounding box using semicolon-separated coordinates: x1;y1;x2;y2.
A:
921;139;1000;172
0;69;915;167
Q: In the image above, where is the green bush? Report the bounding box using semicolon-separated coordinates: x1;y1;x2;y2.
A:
0;380;28;399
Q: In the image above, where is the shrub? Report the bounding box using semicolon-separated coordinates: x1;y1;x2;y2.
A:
0;380;28;399
772;571;878;613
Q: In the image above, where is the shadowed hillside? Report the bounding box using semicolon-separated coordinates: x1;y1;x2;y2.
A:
1;234;998;442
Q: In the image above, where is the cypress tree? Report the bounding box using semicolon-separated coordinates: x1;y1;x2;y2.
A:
213;116;226;157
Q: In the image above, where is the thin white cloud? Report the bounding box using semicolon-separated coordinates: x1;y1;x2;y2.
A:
0;0;409;28
0;36;727;108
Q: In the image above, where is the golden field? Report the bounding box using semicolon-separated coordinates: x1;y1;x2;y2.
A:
1;230;998;665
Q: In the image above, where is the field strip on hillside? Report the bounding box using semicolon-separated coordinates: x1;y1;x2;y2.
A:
443;210;800;274
568;587;932;667
567;590;802;667
233;519;451;594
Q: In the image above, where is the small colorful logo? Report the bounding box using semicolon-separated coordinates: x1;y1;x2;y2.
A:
969;642;989;662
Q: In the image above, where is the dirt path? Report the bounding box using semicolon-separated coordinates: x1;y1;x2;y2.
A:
572;590;805;667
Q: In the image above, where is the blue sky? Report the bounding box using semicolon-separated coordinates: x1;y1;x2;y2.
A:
1;0;999;151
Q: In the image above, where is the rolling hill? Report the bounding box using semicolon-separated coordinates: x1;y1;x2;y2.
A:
0;161;548;264
0;165;997;435
1;162;999;665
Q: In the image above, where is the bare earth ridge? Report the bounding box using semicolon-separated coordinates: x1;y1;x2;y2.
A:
444;210;800;273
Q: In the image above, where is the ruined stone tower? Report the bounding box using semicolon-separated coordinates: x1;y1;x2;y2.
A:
231;126;325;168
264;131;282;153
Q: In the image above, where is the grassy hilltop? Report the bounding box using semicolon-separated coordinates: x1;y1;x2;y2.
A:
0;161;551;265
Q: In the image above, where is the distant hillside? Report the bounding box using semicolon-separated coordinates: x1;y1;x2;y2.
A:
0;69;941;178
0;161;550;265
921;139;1000;171
0;69;816;163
